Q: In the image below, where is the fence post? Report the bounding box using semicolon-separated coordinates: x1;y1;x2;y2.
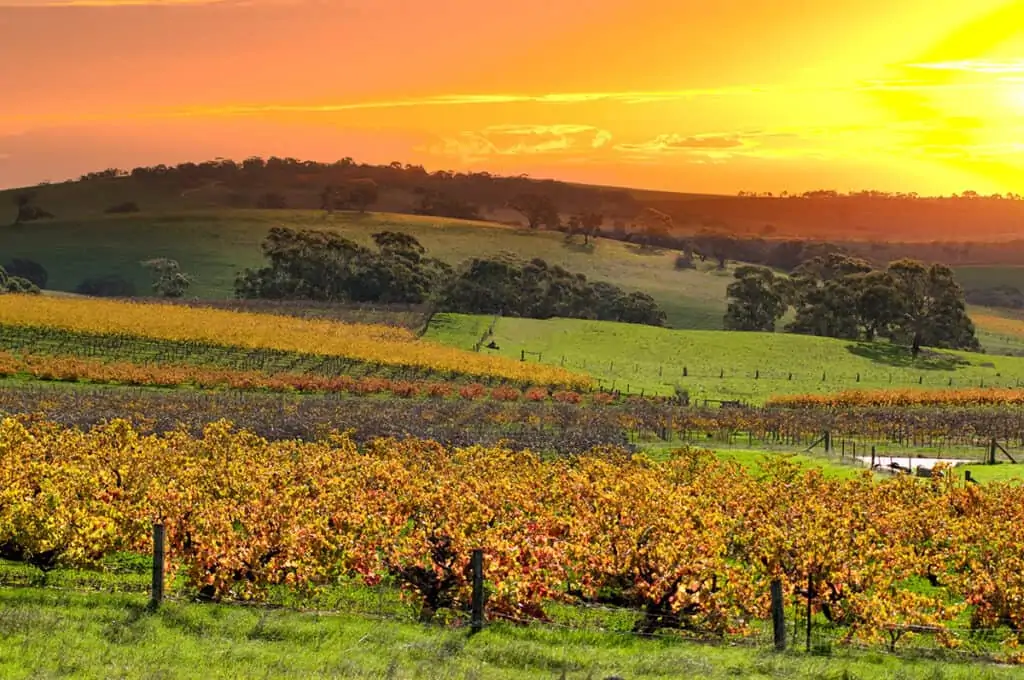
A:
520;350;525;362
470;549;485;634
771;579;786;651
871;445;876;469
806;574;813;653
824;431;831;453
990;438;997;465
150;523;165;609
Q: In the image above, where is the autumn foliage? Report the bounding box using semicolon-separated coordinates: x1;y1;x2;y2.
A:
3;418;1024;654
768;388;1024;408
0;295;588;388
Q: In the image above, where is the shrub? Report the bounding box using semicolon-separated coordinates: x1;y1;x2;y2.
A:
458;383;486;400
489;386;521;402
390;381;420;398
591;392;615;405
524;387;549;402
425;383;453;399
74;275;136;298
552;390;582;404
3;259;47;289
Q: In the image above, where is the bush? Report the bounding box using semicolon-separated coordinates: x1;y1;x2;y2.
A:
489;386;521;402
591;392;615;405
4;259;48;289
458;383;486;400
552;390;582;404
73;275;136;298
104;201;140;214
524;387;549;402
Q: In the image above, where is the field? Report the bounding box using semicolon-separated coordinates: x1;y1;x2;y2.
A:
0;295;586;387
426;313;1024;401
6;588;1022;680
0;208;732;329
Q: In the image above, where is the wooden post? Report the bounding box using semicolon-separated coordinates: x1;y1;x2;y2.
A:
771;579;786;651
150;523;165;609
841;440;845;459
520;350;525;362
871;445;876;469
990;438;997;465
470;549;484;634
824;431;831;453
805;574;813;653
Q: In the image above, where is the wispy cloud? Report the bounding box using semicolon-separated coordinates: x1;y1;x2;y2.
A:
0;0;276;6
425;124;612;161
905;59;1024;75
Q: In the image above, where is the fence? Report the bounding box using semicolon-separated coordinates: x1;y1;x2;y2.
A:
3;525;983;663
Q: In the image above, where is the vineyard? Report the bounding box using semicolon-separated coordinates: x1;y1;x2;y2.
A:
0;296;588;388
0;350;606;405
4;417;1024;661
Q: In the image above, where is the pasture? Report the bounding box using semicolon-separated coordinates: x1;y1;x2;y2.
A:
426;313;1024;401
0;208;730;329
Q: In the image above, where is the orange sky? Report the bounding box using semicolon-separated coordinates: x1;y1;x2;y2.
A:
2;0;1024;194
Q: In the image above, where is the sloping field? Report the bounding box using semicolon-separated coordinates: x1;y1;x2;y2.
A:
425;313;1024;401
0;209;730;329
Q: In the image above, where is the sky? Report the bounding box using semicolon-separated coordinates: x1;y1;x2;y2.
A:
2;0;1024;194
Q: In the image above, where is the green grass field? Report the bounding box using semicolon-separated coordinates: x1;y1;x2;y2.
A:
2;586;1022;679
426;313;1024;400
0;208;731;329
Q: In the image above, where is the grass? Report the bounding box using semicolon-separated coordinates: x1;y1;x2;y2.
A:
2;587;1023;679
426;313;1024;401
0;208;731;329
955;265;1024;291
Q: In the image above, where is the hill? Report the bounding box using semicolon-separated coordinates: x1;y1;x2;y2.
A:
425;313;1024;401
9;161;1024;261
0;209;733;329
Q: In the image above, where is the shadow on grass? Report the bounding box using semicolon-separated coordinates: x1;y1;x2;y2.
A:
559;241;596;255
625;244;668;257
845;342;969;371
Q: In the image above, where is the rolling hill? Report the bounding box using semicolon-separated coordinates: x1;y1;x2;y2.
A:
0;208;733;329
425;313;1024;401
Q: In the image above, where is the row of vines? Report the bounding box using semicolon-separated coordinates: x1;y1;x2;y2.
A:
2;418;1024;657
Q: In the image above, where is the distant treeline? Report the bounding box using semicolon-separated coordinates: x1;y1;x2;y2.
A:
235;227;666;326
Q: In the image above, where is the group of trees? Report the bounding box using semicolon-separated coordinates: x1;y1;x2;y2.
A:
0;264;40;294
725;253;979;354
235;227;666;326
11;193;54;225
320;179;379;214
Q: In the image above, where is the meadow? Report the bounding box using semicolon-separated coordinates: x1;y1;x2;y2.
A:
0;208;731;329
6;587;1020;680
426;313;1024;401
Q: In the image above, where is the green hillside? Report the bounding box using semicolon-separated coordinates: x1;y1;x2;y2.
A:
0;209;731;329
425;313;1024;401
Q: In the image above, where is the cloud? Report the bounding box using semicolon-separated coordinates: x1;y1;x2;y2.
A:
424;124;612;161
614;133;756;155
905;59;1024;75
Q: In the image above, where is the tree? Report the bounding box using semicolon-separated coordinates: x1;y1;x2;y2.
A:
563;213;602;246
346;179;378;213
141;258;193;298
3;259;47;289
0;265;40;294
724;266;788;331
509;193;559;230
885;259;979;355
12;192;54;225
786;254;874;340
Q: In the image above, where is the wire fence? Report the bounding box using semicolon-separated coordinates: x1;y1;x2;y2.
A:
1;537;1017;665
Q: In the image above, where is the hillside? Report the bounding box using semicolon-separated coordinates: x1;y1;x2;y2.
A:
425;313;1024;401
0;208;732;329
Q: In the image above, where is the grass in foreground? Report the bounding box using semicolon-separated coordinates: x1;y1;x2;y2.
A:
427;314;1024;400
2;588;1022;680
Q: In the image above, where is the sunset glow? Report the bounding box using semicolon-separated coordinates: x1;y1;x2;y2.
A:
3;0;1024;194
